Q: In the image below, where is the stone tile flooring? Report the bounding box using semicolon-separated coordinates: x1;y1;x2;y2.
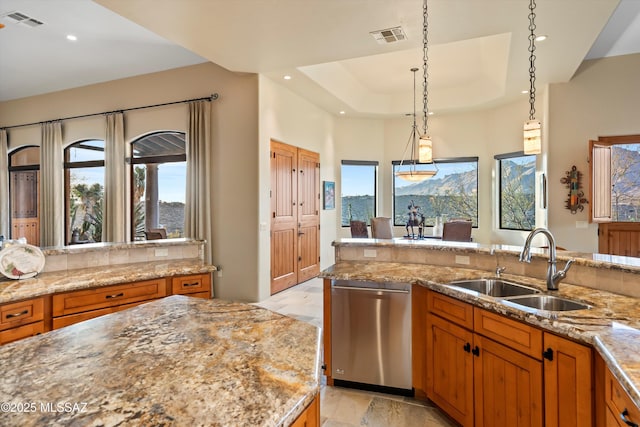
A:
256;278;457;427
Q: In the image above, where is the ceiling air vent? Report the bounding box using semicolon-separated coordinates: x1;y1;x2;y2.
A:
370;26;407;44
1;11;44;27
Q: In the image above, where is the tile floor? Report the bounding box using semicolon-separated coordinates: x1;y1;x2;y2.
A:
256;278;457;427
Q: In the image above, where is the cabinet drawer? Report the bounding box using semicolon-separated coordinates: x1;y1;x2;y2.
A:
171;274;210;295
0;297;44;331
53;279;167;317
0;321;44;345
474;308;542;359
53;300;154;329
427;291;473;329
605;368;640;427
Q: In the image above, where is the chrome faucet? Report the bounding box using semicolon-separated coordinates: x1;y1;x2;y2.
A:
519;227;574;290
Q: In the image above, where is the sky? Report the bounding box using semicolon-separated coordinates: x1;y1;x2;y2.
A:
68;140;186;203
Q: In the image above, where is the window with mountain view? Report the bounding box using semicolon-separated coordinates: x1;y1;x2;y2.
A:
498;153;536;231
64;140;105;244
392;158;478;227
340;160;378;226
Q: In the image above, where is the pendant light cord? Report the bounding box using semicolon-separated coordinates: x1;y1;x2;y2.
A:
528;0;537;121
422;0;430;135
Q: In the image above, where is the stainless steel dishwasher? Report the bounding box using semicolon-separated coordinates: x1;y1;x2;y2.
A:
331;279;412;393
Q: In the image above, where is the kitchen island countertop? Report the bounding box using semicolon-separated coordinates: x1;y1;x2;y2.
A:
0;295;321;426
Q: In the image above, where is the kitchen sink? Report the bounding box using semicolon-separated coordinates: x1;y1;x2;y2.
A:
503;295;592;312
446;279;541;297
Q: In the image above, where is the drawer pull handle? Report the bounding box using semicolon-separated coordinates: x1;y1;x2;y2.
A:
6;309;29;319
105;293;125;299
183;282;200;287
621;409;638;427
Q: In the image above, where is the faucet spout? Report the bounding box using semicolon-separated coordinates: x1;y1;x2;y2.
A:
519;227;572;290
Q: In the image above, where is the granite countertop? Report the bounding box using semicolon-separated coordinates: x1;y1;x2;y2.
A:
0;259;217;304
0;295;321;426
321;260;640;410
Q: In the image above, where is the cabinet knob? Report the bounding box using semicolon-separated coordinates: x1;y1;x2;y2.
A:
463;343;471;353
621;409;638;427
472;346;480;357
543;348;554;361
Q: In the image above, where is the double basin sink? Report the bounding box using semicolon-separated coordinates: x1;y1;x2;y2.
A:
445;278;591;312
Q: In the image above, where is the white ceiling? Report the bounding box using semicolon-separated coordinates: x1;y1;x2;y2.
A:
1;0;639;118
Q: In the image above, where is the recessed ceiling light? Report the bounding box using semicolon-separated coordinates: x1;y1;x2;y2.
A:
535;35;547;42
339;111;345;115
66;34;77;41
283;75;292;80
428;111;434;116
522;90;529;94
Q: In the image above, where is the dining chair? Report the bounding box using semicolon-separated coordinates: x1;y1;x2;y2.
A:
371;217;394;239
145;228;167;240
349;220;369;238
442;220;472;242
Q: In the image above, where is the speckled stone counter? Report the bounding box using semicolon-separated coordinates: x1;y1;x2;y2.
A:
321;260;640;411
0;259;216;304
0;295;321;426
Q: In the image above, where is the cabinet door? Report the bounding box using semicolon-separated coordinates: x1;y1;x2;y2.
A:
543;333;593;427
474;334;543;427
426;313;474;427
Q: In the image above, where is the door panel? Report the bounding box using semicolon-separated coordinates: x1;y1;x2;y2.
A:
474;334;543;427
543;333;593;427
271;141;298;294
427;314;474;427
297;148;320;283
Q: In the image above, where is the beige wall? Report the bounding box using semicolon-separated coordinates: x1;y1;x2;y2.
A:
548;53;640;252
0;62;261;302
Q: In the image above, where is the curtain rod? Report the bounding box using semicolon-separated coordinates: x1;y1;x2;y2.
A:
1;93;219;131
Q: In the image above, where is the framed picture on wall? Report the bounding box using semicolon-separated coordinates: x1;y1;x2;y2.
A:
323;181;335;210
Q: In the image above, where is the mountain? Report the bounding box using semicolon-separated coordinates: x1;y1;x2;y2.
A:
396;169;477;196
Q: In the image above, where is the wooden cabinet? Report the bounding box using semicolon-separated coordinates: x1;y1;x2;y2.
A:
52;278;167;328
290;395;320;427
426;311;474;426
474;334;543;427
604;367;640;427
0;297;45;344
171;273;211;298
424;290;592;427
543;333;593;427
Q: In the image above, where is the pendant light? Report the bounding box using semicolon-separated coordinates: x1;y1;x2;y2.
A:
523;0;542;155
395;0;437;182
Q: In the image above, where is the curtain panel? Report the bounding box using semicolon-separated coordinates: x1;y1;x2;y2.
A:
40;121;64;247
185;100;213;264
0;130;9;239
103;112;126;242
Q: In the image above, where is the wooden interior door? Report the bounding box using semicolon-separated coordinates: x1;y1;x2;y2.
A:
10;170;40;246
271;141;298;294
270;141;320;294
598;223;640;257
297;148;320;283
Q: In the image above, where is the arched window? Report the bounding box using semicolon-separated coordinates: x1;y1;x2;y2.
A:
64;140;105;244
130;131;186;240
8;146;40;246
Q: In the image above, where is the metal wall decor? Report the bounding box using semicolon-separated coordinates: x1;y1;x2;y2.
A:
560;166;588;213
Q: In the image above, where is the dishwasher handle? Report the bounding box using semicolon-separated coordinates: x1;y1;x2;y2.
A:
332;285;409;294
